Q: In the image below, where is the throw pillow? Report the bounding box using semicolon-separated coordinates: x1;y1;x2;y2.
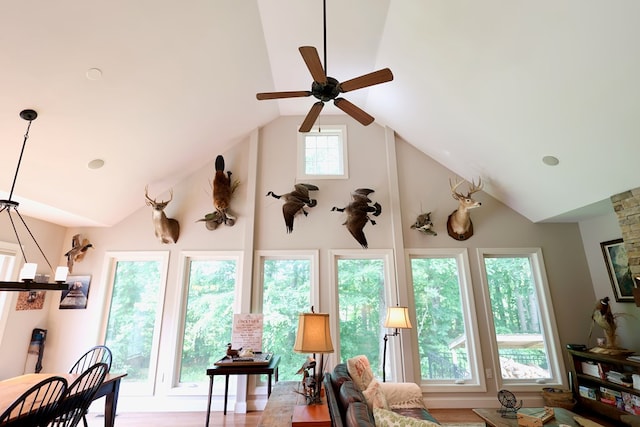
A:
347;355;374;391
373;407;440;427
362;379;389;411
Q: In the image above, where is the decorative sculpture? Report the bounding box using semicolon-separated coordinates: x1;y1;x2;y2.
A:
331;188;381;248
266;183;319;233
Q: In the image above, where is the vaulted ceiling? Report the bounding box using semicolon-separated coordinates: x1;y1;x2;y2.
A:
0;1;637;227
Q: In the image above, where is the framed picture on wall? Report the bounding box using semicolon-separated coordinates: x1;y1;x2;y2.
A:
59;275;91;309
600;239;634;302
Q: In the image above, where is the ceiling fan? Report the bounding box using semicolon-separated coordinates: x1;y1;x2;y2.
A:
256;0;394;133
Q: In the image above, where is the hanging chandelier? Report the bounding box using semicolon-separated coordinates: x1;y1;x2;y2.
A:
0;109;68;291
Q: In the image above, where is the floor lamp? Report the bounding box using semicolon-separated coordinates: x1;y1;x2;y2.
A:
293;308;334;404
382;305;412;382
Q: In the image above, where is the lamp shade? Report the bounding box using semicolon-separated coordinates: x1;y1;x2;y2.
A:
293;312;334;354
384;306;412;329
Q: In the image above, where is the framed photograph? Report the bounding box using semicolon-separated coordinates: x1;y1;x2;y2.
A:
59;275;91;309
600;239;634;302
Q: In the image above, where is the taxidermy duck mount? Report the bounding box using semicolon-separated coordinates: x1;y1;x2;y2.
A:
198;155;240;230
64;234;93;273
332;188;381;248
411;211;437;236
266;183;319;233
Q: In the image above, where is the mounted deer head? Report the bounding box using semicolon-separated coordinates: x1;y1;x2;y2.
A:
446;177;483;241
144;186;180;244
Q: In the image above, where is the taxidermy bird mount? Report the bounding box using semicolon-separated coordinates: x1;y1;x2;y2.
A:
411;211;437;236
64;234;93;273
198;155;240;230
589;296;620;349
332;188;381;248
256;0;394;132
266;183;319;233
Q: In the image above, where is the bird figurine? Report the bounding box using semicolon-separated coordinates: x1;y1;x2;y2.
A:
198;155;239;230
296;356;316;375
226;343;242;358
332;188;382;248
64;234;93;273
590;296;618;348
266;183;319;233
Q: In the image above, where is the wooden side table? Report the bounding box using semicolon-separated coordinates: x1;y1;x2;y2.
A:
259;381;331;427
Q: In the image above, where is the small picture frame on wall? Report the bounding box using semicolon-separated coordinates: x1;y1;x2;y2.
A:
600;239;634;302
59;275;91;309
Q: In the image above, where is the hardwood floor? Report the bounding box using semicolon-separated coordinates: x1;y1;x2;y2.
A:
85;407;617;426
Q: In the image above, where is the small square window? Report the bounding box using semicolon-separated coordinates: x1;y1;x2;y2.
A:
297;125;348;180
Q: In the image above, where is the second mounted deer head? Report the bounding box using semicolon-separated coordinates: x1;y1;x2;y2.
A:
145;186;180;244
446;177;483;241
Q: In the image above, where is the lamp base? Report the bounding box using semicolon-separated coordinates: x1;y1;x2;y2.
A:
292;403;331;427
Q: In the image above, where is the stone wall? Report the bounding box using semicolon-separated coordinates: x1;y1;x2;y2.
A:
611;188;640;280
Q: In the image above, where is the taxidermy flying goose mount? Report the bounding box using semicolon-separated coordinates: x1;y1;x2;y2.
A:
256;0;394;132
332;188;381;248
65;234;93;273
266;183;319;233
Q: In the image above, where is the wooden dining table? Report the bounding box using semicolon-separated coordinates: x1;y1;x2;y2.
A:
0;372;127;427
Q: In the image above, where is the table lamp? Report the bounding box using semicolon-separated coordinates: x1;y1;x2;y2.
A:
382;305;412;382
293;308;334;404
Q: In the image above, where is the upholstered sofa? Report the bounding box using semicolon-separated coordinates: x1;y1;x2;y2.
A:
323;355;439;427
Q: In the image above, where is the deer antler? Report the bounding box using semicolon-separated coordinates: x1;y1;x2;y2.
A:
467;178;483;196
144;185;155;205
449;178;466;199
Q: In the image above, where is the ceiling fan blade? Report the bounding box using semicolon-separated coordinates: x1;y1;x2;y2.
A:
299;102;324;132
256;91;311;100
333;98;374;126
299;46;327;84
339;68;394;93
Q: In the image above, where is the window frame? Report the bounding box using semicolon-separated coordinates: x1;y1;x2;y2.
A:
328;249;397;376
406;248;486;392
98;250;170;397
477;247;567;392
0;242;22;350
296;125;349;180
170;251;244;394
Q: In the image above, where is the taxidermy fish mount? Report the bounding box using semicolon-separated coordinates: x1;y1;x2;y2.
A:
266;183;319;233
332;188;381;248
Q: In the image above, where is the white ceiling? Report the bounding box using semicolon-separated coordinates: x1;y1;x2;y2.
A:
1;0;637;228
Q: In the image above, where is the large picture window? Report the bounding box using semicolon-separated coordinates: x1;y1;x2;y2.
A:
478;248;566;390
408;248;484;391
254;251;318;381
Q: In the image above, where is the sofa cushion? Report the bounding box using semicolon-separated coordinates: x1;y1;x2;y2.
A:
373;407;440;427
332;363;352;389
391;408;439;425
340;381;365;409
362;379;389;411
346;401;374;427
347;355;375;390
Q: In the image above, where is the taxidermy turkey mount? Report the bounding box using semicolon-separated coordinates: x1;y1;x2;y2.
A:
256;0;393;132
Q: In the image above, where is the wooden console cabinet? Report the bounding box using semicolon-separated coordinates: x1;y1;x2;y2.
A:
567;348;640;423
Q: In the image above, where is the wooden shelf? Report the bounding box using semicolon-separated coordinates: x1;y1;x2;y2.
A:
568;348;640;424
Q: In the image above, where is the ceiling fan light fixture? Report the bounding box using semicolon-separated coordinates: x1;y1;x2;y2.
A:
255;0;393;132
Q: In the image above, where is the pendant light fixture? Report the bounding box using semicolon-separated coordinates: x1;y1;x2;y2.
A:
0;109;68;291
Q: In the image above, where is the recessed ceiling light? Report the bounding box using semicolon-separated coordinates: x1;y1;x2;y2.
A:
87;159;105;169
86;68;103;81
542;155;559;166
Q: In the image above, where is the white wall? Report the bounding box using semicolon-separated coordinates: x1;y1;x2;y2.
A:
0;114;614;410
579;210;640;350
